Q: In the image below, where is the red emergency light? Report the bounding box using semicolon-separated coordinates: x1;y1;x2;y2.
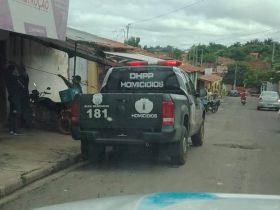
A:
157;60;182;67
127;61;149;66
126;60;182;67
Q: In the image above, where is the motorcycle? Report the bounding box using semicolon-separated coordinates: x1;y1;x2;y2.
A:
201;97;221;113
29;83;71;134
241;98;247;105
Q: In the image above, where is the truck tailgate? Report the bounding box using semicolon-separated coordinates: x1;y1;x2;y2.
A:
80;93;163;130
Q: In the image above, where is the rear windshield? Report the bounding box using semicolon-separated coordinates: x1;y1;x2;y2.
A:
261;92;279;97
101;67;182;93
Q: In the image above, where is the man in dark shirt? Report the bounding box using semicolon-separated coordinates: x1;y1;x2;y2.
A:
18;63;31;126
5;62;23;135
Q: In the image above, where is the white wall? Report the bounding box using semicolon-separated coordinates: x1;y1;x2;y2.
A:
7;37;69;102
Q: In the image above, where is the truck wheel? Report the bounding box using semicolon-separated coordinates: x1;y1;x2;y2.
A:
170;129;188;165
88;142;105;164
191;121;205;146
81;139;89;160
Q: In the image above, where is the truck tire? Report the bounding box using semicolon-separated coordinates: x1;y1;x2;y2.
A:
88;142;105;164
191;120;204;146
81;139;89;160
169;129;188;165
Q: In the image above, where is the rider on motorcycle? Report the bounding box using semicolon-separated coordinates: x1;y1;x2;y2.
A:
240;90;246;102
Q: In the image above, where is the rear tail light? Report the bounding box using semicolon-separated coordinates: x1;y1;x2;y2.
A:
71;99;80;124
162;100;174;126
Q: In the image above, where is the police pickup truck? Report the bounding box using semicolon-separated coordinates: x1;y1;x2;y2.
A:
71;60;205;165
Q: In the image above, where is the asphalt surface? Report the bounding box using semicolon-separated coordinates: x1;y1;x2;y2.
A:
2;96;280;210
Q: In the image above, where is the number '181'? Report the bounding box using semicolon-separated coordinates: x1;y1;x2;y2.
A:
86;109;108;118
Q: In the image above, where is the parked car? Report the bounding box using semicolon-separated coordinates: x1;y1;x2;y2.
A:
228;90;239;97
257;91;280;111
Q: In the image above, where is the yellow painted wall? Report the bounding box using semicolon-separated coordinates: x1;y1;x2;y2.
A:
207;80;222;94
87;61;99;93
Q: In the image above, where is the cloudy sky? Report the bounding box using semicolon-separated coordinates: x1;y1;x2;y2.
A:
68;0;280;49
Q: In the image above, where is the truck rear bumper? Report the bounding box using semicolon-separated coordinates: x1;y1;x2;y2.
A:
72;127;179;144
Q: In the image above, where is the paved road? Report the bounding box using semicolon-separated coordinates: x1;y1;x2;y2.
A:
2;97;280;210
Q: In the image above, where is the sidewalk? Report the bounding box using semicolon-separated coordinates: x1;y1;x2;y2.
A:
0;129;80;199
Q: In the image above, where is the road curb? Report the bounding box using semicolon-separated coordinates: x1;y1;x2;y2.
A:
0;154;81;199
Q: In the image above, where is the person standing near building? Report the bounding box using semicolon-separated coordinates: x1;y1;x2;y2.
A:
5;62;23;135
18;63;31;126
58;74;83;93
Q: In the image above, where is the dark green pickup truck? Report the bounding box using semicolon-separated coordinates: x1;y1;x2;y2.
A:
71;60;205;165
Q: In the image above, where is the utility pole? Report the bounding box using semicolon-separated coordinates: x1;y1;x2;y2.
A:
73;42;77;76
272;42;275;68
126;24;131;41
121;29;126;43
192;46;195;65
200;49;204;66
195;47;198;66
233;63;237;90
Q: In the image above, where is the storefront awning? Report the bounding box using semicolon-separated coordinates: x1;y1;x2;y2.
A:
20;28;126;67
199;74;222;82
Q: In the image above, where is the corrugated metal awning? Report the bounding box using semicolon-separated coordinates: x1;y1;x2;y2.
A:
105;52;164;63
18;27;135;67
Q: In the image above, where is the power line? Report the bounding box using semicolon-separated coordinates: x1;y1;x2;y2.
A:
125;0;205;40
128;0;205;25
181;28;279;49
211;28;276;43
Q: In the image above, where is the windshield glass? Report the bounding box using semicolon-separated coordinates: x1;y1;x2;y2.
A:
2;1;280;210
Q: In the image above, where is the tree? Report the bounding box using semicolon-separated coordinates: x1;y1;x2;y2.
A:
208;42;227;53
203;53;216;63
244;70;264;88
144;45;183;60
228;48;246;61
223;62;250;86
125;37;141;47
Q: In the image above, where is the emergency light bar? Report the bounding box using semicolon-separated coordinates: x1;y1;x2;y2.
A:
126;61;148;66
158;60;182;66
126;60;182;67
